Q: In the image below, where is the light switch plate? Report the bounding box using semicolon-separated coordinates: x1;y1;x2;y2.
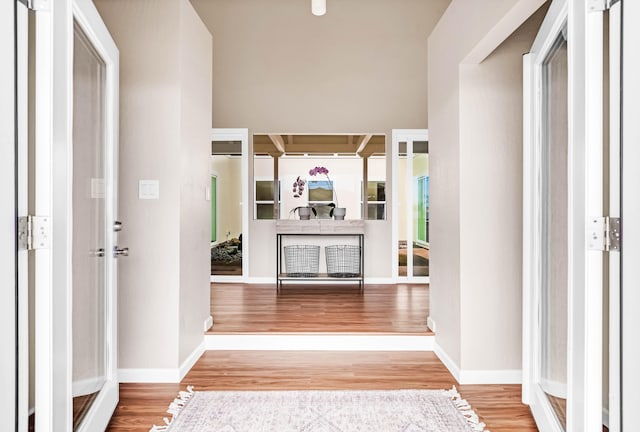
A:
139;180;160;200
91;178;105;199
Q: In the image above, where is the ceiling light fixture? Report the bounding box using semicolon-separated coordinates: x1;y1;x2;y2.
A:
311;0;326;16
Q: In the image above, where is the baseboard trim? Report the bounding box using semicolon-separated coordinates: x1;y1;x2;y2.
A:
434;341;522;384
242;277;396;285
459;368;522;384
433;341;461;383
204;315;213;332
118;368;180;383
179;340;206;381
118;339;205;383
364;277;395;284
426;316;436;333
205;334;434;351
245;277;276;284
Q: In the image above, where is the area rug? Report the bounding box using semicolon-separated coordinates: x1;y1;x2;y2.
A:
150;387;489;432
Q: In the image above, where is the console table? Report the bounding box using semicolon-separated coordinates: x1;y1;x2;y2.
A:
276;220;365;292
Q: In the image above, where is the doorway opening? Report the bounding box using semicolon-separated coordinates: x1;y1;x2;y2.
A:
210;129;249;281
392;129;430;282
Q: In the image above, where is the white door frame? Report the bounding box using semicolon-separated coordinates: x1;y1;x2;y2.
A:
0;1;17;429
210;128;249;282
22;0;120;430
32;0;60;429
621;1;640;429
210;173;219;243
391;129;429;282
607;2;622;430
72;0;121;430
523;0;606;430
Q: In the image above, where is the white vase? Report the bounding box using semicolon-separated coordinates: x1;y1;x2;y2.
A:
298;207;312;220
333;207;346;220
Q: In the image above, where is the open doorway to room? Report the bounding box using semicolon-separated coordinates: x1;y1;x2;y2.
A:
392;130;430;282
210;129;248;281
208;133;431;335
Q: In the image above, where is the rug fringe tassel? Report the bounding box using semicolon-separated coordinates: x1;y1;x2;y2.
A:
149;386;195;432
445;386;490;432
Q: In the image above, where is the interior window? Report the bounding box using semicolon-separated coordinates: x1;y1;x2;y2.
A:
252;134;386;220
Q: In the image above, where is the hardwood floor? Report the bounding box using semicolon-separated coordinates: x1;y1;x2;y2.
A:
106;283;537;431
209;283;432;334
106;351;537;432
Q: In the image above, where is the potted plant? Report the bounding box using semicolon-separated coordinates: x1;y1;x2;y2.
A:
290;176;314;219
308;166;346;219
290;206;316;220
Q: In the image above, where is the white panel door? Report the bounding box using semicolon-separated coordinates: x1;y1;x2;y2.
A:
621;1;640;430
71;0;121;429
523;0;609;431
17;0;121;430
0;1;17;430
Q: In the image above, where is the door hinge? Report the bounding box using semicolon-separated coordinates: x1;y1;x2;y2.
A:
17;216;51;251
17;0;50;11
588;0;620;13
588;216;621;252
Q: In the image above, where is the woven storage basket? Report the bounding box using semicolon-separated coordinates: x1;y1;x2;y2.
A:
284;245;320;277
325;245;361;277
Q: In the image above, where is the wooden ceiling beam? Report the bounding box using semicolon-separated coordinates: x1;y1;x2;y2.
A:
268;134;286;154
355;134;373;156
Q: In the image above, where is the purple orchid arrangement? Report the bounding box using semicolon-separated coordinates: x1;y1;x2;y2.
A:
292;166;339;207
309;166;338;207
292;176;306;198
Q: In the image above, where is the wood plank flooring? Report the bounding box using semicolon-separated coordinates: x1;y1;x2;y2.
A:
106;351;537;432
209;283;432;333
107;283;538;431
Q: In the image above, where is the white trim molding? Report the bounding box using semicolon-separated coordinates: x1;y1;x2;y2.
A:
434;341;522;385
118;340;205;383
205;334;434;351
459;369;522;385
245;277;396;285
179;340;206;381
426;316;436;333
433;342;461;383
204;315;213;332
118;368;181;384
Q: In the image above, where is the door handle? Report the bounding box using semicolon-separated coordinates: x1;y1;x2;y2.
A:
114;220;123;232
93;248;105;258
114;246;129;257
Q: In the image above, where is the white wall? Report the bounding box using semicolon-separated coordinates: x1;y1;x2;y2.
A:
250;154;389;278
178;0;213;365
428;0;546;373
94;0;212;373
190;0;450;280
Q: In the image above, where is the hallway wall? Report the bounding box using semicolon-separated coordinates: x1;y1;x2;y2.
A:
428;0;546;375
191;0;451;279
94;0;212;374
